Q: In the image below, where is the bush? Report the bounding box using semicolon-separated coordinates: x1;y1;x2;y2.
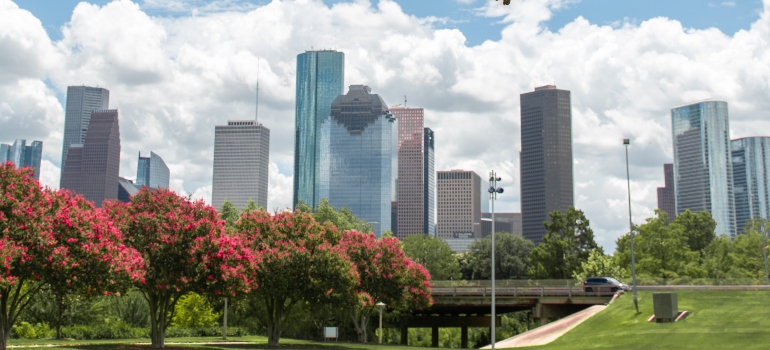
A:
165;326;249;338
11;322;53;339
60;322;148;340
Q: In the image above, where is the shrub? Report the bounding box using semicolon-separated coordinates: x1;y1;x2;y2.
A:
11;322;53;339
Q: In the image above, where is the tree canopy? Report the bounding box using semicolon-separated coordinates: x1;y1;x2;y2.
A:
529;207;599;279
401;234;461;280
466;233;534;280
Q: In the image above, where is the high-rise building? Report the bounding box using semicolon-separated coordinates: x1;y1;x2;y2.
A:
520;85;574;244
424;127;436;236
672;100;736;237
319;85;395;236
657;163;676;222
136;151;170;189
118;177;139;203
436;170;482;239
481;212;523;237
61;86;109;172
293;50;345;210
60;110;121;208
212;120;270;211
1;139;43;179
391;107;435;238
731;137;770;232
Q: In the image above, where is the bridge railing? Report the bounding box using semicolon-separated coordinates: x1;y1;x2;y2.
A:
431;278;766;288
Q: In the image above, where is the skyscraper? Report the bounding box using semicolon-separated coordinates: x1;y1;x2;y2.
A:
1;139;43;179
293;50;345;210
731;137;770;232
319;85;395;236
60;110;121;208
424;127;436;236
436;170;482;239
392;107;435;238
61;86;109;171
520;85;574;244
136;151;170;189
671;100;736;237
212;120;270;211
657;163;676;222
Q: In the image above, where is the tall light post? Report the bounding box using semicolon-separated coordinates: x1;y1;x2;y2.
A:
376;301;386;344
488;171;503;350
623;138;638;313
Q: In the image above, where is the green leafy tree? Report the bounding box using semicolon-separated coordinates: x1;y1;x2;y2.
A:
311;199;372;233
572;249;627;281
220;199;240;227
242;199;260;213
673;210;717;252
732;219;770;279
529;207;599;279
700;235;738;278
171;292;220;327
467;233;535;279
401;234;461;280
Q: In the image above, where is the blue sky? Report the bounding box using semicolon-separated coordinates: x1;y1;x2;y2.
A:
15;0;765;45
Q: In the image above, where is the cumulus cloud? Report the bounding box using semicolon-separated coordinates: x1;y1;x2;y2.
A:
3;0;770;250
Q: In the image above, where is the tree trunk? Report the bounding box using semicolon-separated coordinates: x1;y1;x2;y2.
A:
56;294;63;340
351;309;370;342
147;292;172;349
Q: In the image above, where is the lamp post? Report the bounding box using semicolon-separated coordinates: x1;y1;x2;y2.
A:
623;138;638;313
376;302;386;344
488;171;503;350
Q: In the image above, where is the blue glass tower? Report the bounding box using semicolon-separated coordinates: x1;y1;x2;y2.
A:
319;85;395;236
293;50;345;209
731;137;770;232
1;139;43;179
671;100;736;237
136;151;170;189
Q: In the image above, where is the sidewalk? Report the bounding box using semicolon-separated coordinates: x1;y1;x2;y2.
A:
483;304;606;348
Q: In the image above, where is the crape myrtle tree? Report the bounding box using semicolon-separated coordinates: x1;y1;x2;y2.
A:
105;188;256;348
0;163;144;350
339;230;432;342
236;209;359;346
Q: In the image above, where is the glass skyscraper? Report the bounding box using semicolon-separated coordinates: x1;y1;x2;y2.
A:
0;139;43;179
293;50;345;209
136;151;170;189
731;137;770;232
319;85;394;236
424;127;435;236
671;100;736;237
61;86;110;172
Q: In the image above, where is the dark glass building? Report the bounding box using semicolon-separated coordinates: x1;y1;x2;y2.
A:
657;163;676;222
731;137;770;233
61;86;109;172
672;100;736;237
520;85;574;244
293;50;345;209
319;85;395;236
60;110;121;208
136;151;170;189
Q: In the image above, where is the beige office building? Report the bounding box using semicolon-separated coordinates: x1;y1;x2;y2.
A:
212;120;270;211
437;170;482;238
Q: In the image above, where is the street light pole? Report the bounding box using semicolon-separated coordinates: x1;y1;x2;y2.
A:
376;302;386;344
488;171;503;350
623;139;638;313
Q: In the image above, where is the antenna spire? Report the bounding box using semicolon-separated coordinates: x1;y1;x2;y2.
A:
256;58;260;123
405;95;407;108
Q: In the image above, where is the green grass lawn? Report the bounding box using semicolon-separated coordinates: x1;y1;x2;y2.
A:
513;290;770;350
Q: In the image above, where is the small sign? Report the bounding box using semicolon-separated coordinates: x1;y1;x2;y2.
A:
324;327;338;342
453;232;473;239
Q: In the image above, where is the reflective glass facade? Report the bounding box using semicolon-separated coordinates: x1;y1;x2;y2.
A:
319;85;394;236
61;86;109;172
671;100;736;237
1;140;43;179
136;151;170;189
731;137;770;232
293;50;344;209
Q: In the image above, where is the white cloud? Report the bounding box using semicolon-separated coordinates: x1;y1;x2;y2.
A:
3;0;770;250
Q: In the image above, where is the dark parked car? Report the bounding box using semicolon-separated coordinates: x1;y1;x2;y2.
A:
582;277;629;293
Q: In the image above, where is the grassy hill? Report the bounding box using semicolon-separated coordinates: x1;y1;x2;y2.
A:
513;290;770;350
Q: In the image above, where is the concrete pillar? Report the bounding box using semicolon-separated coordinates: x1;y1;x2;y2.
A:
540;317;549;326
461;326;469;348
401;326;408;345
432;327;439;347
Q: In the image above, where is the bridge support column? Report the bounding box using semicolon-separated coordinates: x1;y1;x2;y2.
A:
432;327;439;347
461;326;468;348
540;317;549;326
400;325;408;345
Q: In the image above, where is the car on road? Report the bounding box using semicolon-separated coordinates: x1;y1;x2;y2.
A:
582;277;630;293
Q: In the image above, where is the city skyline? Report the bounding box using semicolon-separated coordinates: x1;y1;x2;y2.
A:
4;0;770;249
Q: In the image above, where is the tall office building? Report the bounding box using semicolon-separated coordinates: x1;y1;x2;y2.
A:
293;50;345;209
436;170;482;239
136;151;170;189
1;139;43;179
61;86;110;171
319;85;395;236
424;127;436;236
60;110;121;208
657;163;676;222
391;107;435;238
520;85;574;244
481;212;523;237
672;100;736;237
212;120;270;211
731;137;770;232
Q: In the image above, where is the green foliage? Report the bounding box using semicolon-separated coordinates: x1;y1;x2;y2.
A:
219;199;240;227
242;199;260;213
171;293;220;328
674;209;717;252
573;249;627;281
466;233;535;279
529;207;599;279
11;322;52;339
401;234;461;280
311;199;372;233
112;291;149;328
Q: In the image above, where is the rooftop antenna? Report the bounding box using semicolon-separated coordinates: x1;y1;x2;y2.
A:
405;95;407;108
256;58;260;123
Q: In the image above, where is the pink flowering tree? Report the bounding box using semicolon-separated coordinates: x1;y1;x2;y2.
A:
0;163;144;350
338;231;433;342
104;188;256;349
236;210;358;346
